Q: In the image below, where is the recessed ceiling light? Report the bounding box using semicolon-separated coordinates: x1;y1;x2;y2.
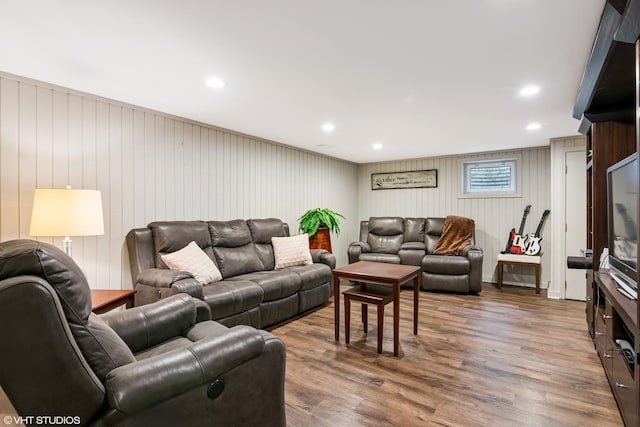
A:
526;122;541;131
519;85;540;97
206;76;226;89
373;143;383;150
321;122;335;133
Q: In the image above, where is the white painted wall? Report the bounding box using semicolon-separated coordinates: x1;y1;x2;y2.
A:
356;147;553;290
0;72;358;289
0;70;583;297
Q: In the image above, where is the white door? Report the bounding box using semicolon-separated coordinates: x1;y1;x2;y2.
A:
565;150;587;300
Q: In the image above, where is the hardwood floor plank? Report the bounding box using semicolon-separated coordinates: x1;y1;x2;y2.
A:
0;283;622;426
273;283;623;426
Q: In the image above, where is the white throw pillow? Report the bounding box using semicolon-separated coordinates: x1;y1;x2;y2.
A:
272;234;313;270
161;241;222;284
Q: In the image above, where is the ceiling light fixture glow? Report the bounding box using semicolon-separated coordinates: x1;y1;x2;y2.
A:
372;143;383;150
519;85;540;97
526;122;541;131
206;77;226;89
321;122;335;133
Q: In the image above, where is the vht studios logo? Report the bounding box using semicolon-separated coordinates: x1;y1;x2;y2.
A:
4;415;81;425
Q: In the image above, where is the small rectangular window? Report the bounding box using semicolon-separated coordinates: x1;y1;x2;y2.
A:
462;158;517;195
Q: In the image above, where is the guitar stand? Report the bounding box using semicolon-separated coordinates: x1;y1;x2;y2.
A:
497;253;542;294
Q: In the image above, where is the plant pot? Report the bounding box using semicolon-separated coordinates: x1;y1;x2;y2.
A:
308;226;332;253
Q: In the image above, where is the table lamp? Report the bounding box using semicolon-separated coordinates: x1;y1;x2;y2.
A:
29;187;105;257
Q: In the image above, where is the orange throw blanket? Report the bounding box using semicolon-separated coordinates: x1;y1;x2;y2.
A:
433;215;474;256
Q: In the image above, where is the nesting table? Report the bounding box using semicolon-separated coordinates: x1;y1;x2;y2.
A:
332;261;421;356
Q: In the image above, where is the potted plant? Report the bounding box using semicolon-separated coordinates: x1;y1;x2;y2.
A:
298;208;345;253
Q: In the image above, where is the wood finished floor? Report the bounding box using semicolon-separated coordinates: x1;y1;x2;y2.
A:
272;282;623;427
0;283;623;426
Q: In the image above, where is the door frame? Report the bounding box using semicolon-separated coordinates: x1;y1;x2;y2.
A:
549;138;587;299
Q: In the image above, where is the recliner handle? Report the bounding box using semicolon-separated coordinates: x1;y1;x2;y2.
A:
207;379;225;399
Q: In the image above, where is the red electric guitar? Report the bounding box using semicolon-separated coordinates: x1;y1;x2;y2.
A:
502;205;531;254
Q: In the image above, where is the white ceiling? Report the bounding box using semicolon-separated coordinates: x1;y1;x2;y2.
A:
0;0;605;164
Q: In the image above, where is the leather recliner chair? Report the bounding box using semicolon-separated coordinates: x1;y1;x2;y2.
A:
421;217;483;293
0;240;286;426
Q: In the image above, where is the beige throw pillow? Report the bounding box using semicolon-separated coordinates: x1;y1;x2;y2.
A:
161;241;222;284
272;234;313;270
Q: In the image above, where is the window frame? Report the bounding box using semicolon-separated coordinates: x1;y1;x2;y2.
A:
459;156;521;199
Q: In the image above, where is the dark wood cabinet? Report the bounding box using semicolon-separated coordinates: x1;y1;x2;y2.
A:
589;122;635;269
593;273;638;427
576;2;640;425
587;269;596;337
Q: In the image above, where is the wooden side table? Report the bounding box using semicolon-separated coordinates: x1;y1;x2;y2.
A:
91;289;136;314
497;254;541;293
332;261;420;356
343;283;394;354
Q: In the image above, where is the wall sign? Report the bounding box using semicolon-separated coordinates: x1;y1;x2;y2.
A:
371;169;438;190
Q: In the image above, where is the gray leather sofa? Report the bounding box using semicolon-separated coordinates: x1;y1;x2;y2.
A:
348;217;483;293
0;240;286;426
126;218;336;329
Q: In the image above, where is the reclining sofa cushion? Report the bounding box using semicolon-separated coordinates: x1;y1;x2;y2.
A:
161;241;222;284
359;253;401;264
287;263;332;291
202;280;263;323
208;220;264;278
247;218;287;270
425;217;445;253
149;221;215;269
403;217;427;243
0;240;136;381
230;270;301;302
367;217;404;254
422;254;470;275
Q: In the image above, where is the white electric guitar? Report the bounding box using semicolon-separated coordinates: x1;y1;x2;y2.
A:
524;210;550;256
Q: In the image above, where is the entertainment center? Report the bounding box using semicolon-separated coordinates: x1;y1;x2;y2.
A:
574;1;640;425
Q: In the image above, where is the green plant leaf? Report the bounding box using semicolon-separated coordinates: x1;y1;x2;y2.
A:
297;207;345;236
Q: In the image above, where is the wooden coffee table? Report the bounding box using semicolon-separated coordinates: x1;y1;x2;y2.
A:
332;261;421;356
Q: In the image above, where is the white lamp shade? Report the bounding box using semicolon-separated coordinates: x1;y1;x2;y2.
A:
29;189;105;237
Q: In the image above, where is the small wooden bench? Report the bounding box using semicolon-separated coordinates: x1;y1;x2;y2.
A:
343;283;394;354
497;253;542;293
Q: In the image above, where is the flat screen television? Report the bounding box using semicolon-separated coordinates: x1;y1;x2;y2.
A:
607;153;638;296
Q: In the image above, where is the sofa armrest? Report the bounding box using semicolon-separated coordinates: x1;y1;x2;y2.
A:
348;241;371;264
105;325;267;414
137;268;204;300
193;297;212;322
351;242;371;252
100;294;198;353
310;249;336;269
462;245;483;292
461;244;483;258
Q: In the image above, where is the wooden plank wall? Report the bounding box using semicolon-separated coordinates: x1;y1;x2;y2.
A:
0;72;358;289
357;147;552;288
